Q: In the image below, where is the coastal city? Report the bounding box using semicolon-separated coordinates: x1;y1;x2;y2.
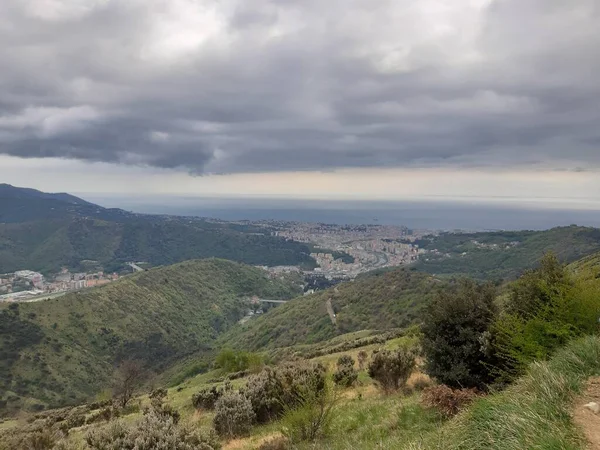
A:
1;221;436;303
0;269;120;302
261;221;434;279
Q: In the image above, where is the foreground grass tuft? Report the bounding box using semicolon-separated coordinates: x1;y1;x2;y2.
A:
404;335;600;450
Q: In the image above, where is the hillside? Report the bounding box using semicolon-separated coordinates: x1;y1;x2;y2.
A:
0;259;301;414
0;183;133;223
221;268;444;351
0;185;316;273
412;226;600;280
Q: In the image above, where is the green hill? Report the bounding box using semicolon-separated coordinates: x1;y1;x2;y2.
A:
0;218;316;275
0;184;316;273
0;259;301;414
412;226;600;280
221;268;444;351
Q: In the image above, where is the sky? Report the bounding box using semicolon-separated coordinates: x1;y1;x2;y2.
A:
0;0;599;208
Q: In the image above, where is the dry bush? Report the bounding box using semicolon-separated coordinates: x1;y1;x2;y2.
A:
408;373;432;392
257;436;290;450
357;350;368;370
420;385;480;418
213;391;255;438
86;410;221;450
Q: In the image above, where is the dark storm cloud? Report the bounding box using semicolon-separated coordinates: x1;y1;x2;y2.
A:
0;0;599;173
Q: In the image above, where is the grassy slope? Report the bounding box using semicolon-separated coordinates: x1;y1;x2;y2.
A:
221;269;443;351
413;226;600;280
0;259;301;414
0;217;316;274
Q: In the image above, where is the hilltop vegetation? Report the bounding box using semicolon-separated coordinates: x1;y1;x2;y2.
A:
0;184;317;274
0;259;301;414
222;268;444;351
413;226;600;279
2;250;600;449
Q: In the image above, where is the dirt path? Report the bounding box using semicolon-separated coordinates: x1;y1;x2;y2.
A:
326;297;337;325
574;377;600;450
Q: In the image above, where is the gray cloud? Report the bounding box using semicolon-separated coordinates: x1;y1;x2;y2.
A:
0;0;599;174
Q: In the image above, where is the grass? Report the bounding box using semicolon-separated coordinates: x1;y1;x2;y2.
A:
4;328;598;450
395;335;600;450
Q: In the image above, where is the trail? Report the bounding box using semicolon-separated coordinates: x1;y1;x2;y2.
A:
574;377;600;449
326;297;336;325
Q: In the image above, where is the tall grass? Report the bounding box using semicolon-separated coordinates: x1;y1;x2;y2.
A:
404;335;600;450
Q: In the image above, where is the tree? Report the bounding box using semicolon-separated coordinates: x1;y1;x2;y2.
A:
491;252;600;380
112;360;144;409
421;279;497;389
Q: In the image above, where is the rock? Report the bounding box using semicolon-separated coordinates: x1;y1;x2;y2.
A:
584;402;600;414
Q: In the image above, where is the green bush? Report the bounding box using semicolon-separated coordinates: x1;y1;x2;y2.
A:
332;355;358;387
491;252;600;380
192;382;232;410
421;279;498;389
368;348;415;393
280;381;337;444
213;391;255;438
215;349;264;373
244;362;326;424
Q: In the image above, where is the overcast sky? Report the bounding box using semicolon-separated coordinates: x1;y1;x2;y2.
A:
0;0;599;206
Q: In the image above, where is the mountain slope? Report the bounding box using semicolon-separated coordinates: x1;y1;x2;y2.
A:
221;268;444;351
0;183;133;223
412;226;600;280
0;259;301;414
0;185;317;273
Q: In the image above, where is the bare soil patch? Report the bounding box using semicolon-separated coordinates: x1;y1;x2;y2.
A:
574;377;600;450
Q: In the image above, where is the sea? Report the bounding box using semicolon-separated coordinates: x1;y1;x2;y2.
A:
80;195;600;232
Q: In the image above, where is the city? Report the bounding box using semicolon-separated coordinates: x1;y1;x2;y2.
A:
0;268;119;302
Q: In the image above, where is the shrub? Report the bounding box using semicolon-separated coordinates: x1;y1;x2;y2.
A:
19;429;63;450
86;411;221;450
421;385;480;418
357;350;368;370
491;252;600;380
368;348;416;393
213;391;255;438
332;355;358;387
280;381;337;444
421;279;497;389
409;373;432;392
148;387;180;424
85;407;118;425
192;382;232;410
245;363;326;424
215;349;264;374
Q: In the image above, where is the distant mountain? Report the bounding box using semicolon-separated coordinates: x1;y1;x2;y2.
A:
0;183;134;223
0;258;302;414
0;184;93;206
0;184;316;273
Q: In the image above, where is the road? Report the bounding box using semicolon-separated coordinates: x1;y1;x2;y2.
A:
126;262;144;272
